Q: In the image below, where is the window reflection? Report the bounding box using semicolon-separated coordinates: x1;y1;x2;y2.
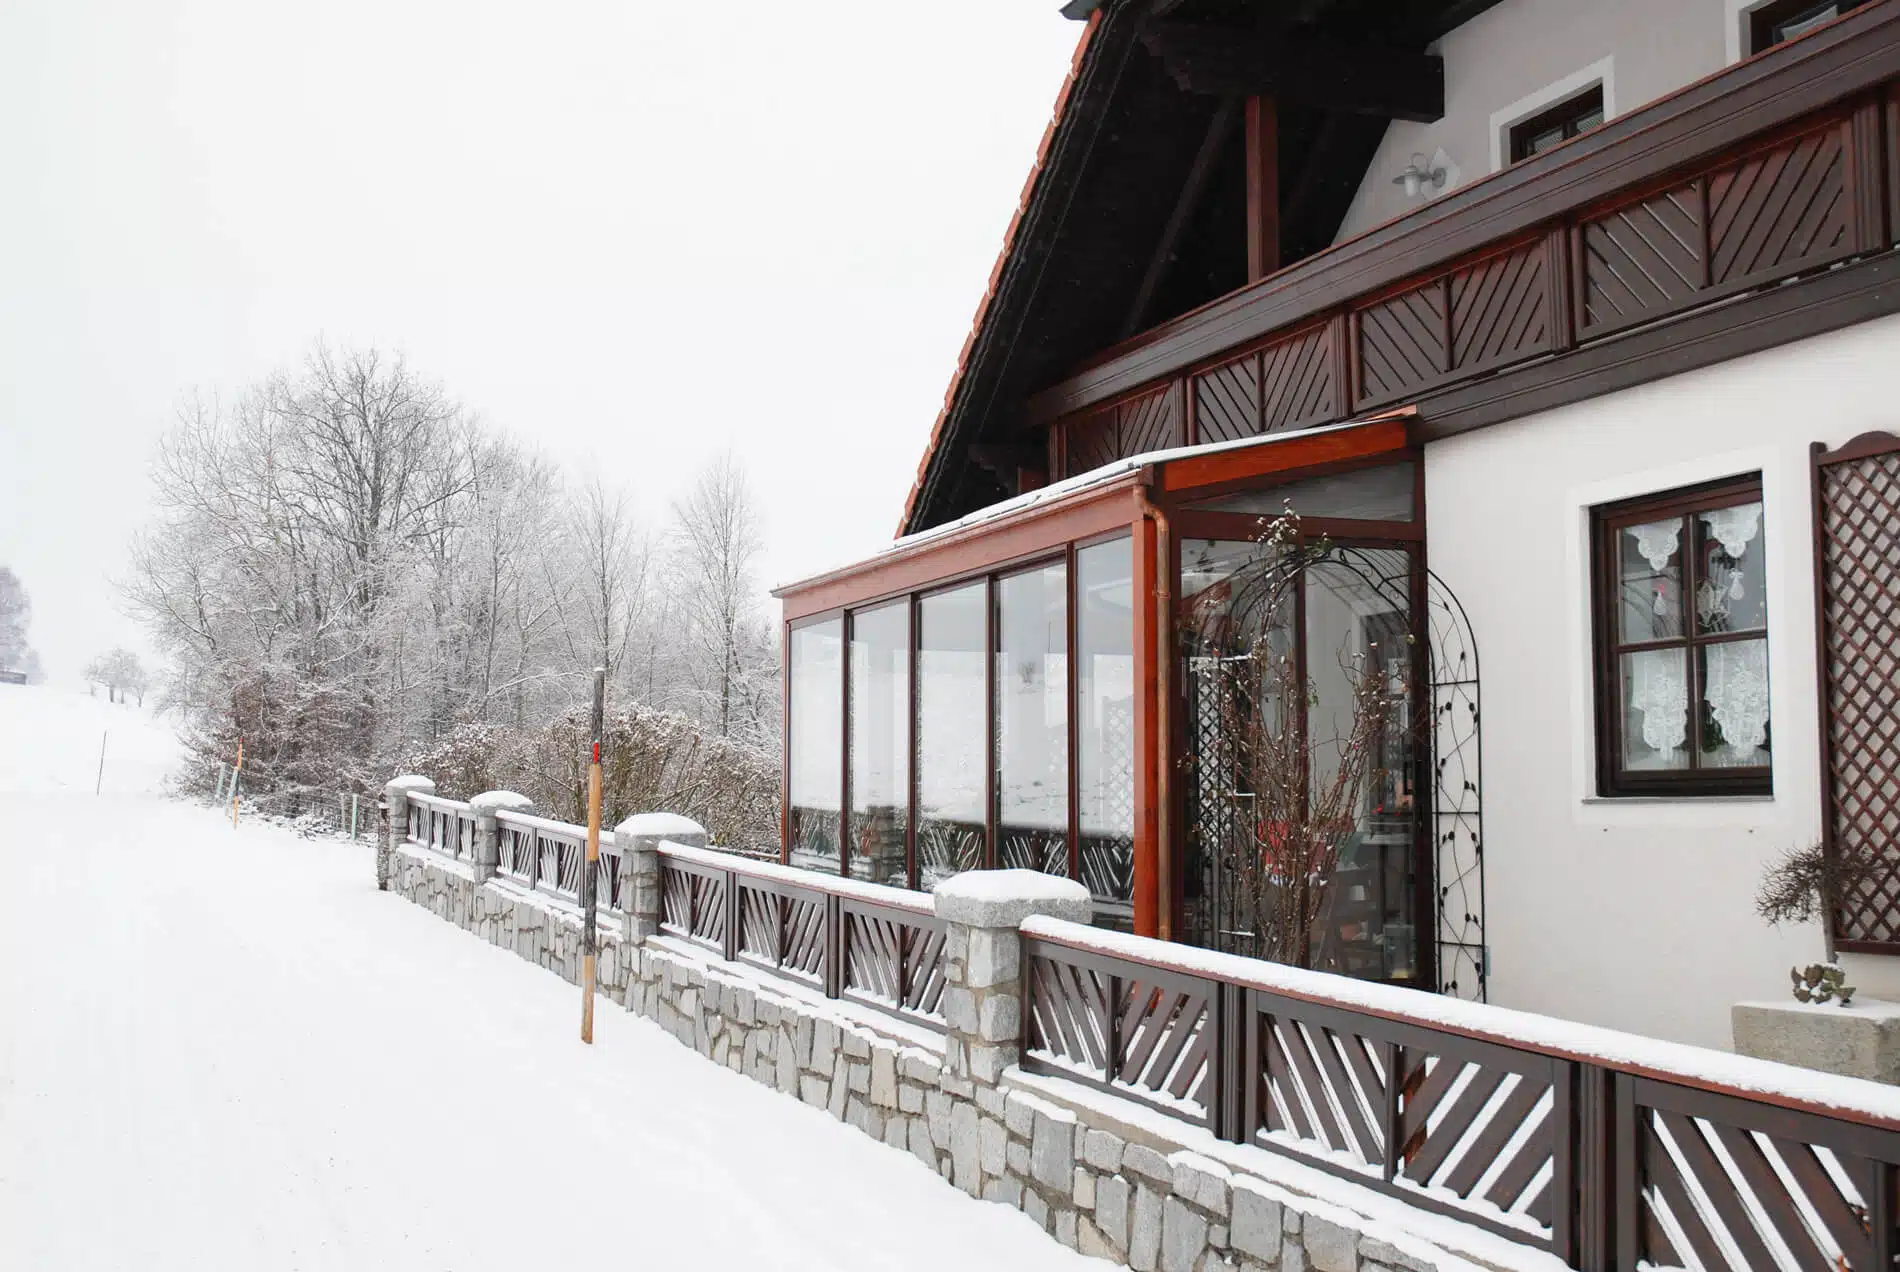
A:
916;583;987;889
789;619;842;872
849;602;909;886
995;563;1069;877
1077;540;1134;926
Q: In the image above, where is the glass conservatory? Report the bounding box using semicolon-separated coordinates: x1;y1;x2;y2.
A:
773;412;1466;987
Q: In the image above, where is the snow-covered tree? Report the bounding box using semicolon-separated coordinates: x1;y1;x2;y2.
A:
123;342;786;816
0;567;36;674
669;452;776;745
83;648;150;705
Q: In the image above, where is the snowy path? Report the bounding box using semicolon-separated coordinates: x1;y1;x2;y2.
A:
0;687;1091;1271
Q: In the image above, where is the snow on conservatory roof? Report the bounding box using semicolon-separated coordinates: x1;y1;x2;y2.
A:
773;410;1413;599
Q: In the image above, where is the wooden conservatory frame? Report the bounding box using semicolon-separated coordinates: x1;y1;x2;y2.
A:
775;410;1417;944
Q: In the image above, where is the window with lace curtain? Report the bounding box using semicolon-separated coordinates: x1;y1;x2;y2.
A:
1592;477;1772;796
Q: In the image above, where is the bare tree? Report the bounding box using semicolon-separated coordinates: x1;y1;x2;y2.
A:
558;473;650;687
83;647;150;705
670;452;766;740
122;343;787;814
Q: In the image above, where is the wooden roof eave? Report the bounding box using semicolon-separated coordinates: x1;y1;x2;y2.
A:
779;412;1414;622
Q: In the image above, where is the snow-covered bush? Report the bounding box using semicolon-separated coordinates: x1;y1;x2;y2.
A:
399;706;779;852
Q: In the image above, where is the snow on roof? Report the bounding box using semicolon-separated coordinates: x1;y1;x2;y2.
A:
776;415;1388;596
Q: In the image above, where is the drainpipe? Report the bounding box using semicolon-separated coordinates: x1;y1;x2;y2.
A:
1138;480;1174;942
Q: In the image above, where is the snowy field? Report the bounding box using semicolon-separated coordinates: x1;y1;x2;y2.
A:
0;684;1095;1271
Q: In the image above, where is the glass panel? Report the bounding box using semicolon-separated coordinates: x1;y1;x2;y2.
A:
1621;648;1691;771
1077;539;1135;927
788;619;843;871
1527;124;1566;155
1700;639;1771;768
849;602;909;886
995;562;1070;878
1618;516;1684;642
916;583;987;890
1695;501;1767;635
1179;538;1421;984
1303;551;1419;982
1776;3;1843;45
1181;537;1292;959
1186;462;1415;521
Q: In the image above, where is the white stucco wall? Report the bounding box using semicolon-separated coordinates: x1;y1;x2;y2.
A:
1335;0;1746;243
1424;310;1900;1050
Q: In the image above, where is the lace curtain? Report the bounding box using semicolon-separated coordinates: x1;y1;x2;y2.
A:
1704;640;1771;763
1627;651;1688;757
1621;502;1768;766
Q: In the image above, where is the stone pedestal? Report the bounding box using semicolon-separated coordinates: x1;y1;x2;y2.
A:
381;775;435;892
614;812;708;942
1733;998;1900;1083
469;791;534;884
935;870;1091;1088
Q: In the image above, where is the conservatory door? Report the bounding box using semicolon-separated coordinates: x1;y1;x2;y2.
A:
1176;536;1426;985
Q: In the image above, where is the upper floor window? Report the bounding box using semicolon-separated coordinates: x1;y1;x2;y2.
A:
1508;84;1605;163
1750;1;1867;53
1592;477;1772;797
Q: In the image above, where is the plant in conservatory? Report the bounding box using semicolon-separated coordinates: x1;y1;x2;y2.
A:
1756;838;1880;1005
1193;513;1413;972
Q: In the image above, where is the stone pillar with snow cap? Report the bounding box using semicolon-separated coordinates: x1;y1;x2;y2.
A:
380;775;435;891
934;870;1091;1088
468;791;533;885
613;812;708;942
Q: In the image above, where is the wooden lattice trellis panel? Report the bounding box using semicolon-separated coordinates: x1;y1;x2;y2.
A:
1815;433;1900;947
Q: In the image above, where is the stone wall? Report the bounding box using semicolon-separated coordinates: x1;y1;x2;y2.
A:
381;787;1530;1272
390;846;633;1005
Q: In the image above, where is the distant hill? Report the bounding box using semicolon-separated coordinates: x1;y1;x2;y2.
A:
0;683;180;796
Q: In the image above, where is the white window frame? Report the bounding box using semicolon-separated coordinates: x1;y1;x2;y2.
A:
1487;57;1615;176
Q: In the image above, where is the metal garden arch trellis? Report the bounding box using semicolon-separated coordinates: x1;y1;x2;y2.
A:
1178;533;1486;1000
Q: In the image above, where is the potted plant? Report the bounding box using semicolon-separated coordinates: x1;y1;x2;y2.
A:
1755;839;1880;1005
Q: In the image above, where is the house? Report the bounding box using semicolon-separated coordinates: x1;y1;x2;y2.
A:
773;0;1900;1050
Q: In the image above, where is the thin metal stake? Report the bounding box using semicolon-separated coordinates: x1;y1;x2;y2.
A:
581;667;606;1044
95;731;108;796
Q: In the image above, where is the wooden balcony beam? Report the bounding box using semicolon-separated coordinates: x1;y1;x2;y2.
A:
1142;22;1445;122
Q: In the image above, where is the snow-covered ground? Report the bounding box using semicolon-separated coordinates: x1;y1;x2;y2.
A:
0;684;1096;1271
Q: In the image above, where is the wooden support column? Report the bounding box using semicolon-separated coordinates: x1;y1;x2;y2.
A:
1245;95;1281;282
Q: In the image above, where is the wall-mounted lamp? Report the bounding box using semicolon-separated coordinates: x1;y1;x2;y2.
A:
1392;152;1449;198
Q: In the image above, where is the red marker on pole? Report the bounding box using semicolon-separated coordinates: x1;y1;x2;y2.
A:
581;670;606;1044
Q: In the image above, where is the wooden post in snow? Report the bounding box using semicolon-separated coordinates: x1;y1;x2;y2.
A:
580;668;606;1044
230;738;244;828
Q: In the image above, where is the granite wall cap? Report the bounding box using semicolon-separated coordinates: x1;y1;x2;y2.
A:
385;774;437;793
934;870;1091;928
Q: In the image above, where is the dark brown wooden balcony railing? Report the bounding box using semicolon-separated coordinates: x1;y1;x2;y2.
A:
657;841;948;1033
1021;915;1900;1272
1031;4;1900;478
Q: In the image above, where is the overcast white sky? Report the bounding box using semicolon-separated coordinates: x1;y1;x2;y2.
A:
0;0;1080;683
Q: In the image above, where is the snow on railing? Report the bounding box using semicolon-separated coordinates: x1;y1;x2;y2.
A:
654;840;945;1034
1021;916;1900;1271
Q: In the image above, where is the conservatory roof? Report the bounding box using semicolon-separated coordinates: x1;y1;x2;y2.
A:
776;408;1413;618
